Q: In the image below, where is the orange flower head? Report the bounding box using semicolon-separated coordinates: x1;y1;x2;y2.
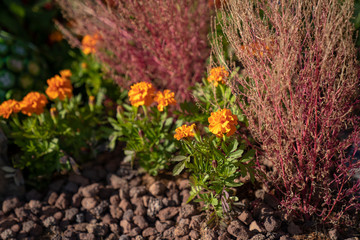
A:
46;74;73;100
0;100;21;119
50;107;57;118
207;66;229;87
154;90;177;111
59;69;72;79
82;34;100;55
20;92;48;116
128;82;155;107
208;108;238;138
49;31;63;43
174;124;196;140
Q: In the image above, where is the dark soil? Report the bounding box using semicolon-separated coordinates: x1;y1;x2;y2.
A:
1;150;360;240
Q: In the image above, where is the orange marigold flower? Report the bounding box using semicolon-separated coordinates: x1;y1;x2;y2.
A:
49;31;63;43
208;108;238;138
174;124;196;140
128;82;155;107
20;92;48;116
207;66;229;87
154;90;177;111
0;100;21;119
82;34;100;55
59;69;72;79
46;75;73;100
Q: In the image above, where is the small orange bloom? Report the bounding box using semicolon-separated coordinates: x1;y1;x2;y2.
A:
128;82;155;107
50;107;57;118
0;100;21;119
174;124;196;140
207;66;229;87
154;90;177;111
49;31;63;43
20;92;48;116
59;69;72;79
82;34;100;55
89;96;95;104
208;108;238;138
46;74;73;100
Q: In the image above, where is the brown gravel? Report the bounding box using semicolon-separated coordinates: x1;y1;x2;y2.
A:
0;150;359;240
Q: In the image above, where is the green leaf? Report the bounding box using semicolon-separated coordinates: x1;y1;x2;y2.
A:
173;161;186;176
229;149;244;159
226;181;243;187
229;139;239;153
171;155;188;162
240;149;255;162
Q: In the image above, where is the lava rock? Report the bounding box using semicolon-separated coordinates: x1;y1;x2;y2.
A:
2;197;20;214
149;181;166;196
264;216;281;232
81;197;97;210
158;207;179;221
143;227;157;237
227;220;250;240
81;183;100;198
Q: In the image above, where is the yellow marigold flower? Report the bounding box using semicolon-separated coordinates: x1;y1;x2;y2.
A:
82;34;100;55
59;69;72;79
20;92;48;116
208;108;238;138
207;66;229;87
46;75;73;101
0;100;21;119
174;124;196;140
154;90;177;111
128;82;155;107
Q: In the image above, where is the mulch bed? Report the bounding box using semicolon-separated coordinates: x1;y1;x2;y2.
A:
0;149;360;240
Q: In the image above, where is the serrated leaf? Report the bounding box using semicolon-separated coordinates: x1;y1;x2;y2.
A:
173;161;186;176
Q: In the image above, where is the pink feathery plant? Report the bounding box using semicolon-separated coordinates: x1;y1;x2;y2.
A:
56;0;210;101
212;0;360;223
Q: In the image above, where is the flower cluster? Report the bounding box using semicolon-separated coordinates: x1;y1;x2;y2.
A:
0;70;74;119
128;82;156;107
19;92;48;116
175;108;238;140
0;100;21;119
82;34;100;55
154;90;177;112
207;67;229;87
209;108;238;138
128;82;176;111
174;124;196;140
46;70;73;100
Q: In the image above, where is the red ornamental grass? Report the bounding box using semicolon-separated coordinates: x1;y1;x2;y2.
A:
56;0;210;101
213;0;360;223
